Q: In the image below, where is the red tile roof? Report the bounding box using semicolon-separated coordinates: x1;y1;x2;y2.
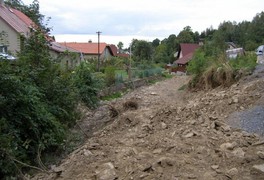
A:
60;42;107;55
0;4;78;54
0;4;32;35
11;8;34;28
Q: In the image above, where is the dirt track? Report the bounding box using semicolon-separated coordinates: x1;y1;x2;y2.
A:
33;74;264;180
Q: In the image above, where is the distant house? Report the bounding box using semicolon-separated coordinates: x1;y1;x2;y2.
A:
0;0;80;66
225;42;245;59
256;45;264;64
61;42;116;61
0;1;32;55
174;43;200;73
49;41;83;69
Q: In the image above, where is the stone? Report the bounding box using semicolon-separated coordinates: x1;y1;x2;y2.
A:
184;132;196;138
161;122;168;129
156;157;174;167
211;165;219;170
95;162;117;180
153;148;163;154
203;172;216;180
220;142;236;151
252;164;264;174
226;168;238;177
83;149;93;157
232;148;245;158
257;151;264;159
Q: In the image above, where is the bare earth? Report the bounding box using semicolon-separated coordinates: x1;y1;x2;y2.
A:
33;73;264;180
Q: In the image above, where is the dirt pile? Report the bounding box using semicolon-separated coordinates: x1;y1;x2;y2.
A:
32;75;264;180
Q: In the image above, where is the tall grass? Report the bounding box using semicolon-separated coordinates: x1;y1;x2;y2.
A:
187;50;257;90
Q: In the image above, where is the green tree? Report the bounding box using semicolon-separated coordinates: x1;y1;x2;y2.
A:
177;26;195;43
131;39;153;61
152;38;160;48
117;41;124;52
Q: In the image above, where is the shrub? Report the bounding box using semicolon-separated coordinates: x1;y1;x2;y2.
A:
104;66;116;86
73;62;101;109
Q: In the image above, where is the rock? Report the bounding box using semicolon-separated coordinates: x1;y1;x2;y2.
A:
203;172;217;180
226;168;238;177
211;165;219;170
232;97;239;103
184;132;196;138
153;148;163;154
220;142;236;151
251;164;264;179
88;143;100;150
95;162;117;180
83;149;93;157
257;151;264;159
161;122;168;129
156;157;174;167
232;148;245;158
150;92;158;95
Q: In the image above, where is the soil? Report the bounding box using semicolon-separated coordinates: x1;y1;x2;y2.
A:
32;67;264;180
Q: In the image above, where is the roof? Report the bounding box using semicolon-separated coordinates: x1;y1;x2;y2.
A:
60;42;108;55
175;43;199;65
176;52;194;65
179;43;199;57
108;44;118;56
0;4;32;35
117;53;129;58
0;4;78;54
49;42;79;53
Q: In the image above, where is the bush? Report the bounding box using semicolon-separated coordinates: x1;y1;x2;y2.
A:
73;62;101;109
104;66;116;86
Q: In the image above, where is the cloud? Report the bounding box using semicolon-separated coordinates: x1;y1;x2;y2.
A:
22;0;263;39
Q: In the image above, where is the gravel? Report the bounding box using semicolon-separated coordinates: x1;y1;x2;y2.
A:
227;106;264;136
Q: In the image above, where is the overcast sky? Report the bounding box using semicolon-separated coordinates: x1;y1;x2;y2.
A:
22;0;263;47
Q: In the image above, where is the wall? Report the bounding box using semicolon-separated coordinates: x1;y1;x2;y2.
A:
0;19;21;55
50;50;81;70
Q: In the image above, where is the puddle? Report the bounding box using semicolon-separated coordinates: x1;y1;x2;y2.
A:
227;106;264;136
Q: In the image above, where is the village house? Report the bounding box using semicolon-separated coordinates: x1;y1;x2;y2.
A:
61;42;119;62
173;43;200;73
256;45;264;64
0;0;81;67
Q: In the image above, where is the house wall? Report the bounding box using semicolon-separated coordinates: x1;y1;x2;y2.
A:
0;18;21;55
83;48;113;61
50;50;81;70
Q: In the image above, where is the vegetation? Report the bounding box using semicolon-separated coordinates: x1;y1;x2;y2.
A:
1;0;264;179
0;28;100;178
187;46;257;90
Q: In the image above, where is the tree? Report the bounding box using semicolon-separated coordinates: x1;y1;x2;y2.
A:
131;39;153;61
177;26;195;43
152;38;160;48
117;41;124;52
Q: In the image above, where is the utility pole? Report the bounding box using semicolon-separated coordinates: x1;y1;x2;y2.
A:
96;31;102;72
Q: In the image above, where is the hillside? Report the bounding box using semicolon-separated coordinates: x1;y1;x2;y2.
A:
32;65;264;180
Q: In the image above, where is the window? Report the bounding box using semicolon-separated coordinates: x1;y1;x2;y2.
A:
0;45;7;53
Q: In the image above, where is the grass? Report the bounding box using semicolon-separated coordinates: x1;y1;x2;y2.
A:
101;92;122;101
115;70;128;80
